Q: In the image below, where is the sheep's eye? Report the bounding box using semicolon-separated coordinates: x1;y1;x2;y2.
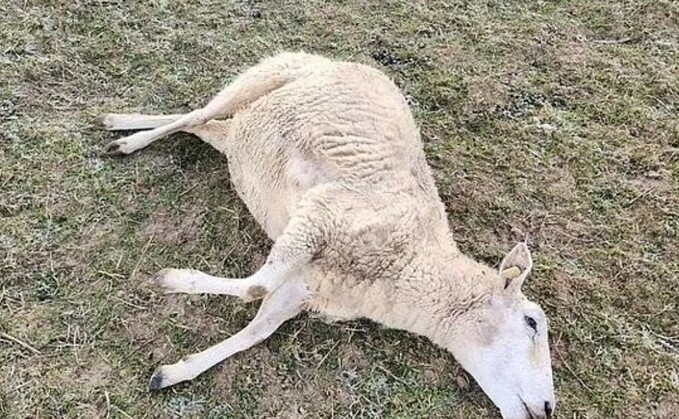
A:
524;315;537;331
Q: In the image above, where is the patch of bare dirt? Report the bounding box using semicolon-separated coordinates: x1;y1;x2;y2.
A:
214;345;278;394
628;170;675;195
117;310;173;363
544;165;577;202
261;373;351;419
549;271;581;307
140;205;206;249
656;399;679;419
75;361;114;391
422;357;449;385
340;345;370;371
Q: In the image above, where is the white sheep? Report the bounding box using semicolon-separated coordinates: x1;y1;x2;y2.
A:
98;52;555;419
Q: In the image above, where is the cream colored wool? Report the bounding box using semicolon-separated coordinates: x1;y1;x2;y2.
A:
98;52;555;419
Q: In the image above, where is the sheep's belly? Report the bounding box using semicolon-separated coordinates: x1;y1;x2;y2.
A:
286;151;335;193
226;145;335;240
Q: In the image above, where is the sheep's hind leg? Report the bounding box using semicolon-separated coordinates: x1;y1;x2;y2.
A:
101;57;299;156
96;114;232;153
148;278;307;390
95;113;185;131
100;53;328;156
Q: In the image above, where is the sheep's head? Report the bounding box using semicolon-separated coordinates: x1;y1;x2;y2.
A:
448;243;555;419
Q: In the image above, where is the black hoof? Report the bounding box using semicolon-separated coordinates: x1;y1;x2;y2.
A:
150;269;168;282
104;141;125;156
148;370;166;391
93;115;112;130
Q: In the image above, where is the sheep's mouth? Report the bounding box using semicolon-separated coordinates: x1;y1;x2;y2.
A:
520;398;535;419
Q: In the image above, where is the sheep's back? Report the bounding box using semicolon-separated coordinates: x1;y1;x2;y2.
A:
225;61;440;238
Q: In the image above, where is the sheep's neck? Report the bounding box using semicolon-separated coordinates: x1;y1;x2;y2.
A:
388;250;496;347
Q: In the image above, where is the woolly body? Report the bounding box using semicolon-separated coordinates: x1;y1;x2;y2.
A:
98;52;555;419
220;53;475;335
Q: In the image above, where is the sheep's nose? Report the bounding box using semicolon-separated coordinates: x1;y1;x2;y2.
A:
544;401;553;418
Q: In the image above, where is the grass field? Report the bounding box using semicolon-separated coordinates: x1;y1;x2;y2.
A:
1;0;678;418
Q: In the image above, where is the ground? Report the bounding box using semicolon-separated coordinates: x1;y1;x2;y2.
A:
1;0;678;418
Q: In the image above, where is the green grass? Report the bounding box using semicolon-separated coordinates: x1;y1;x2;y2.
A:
1;0;678;417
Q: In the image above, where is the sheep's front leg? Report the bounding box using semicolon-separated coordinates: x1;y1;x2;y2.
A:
152;184;335;300
148;184;335;389
149;278;308;390
151;264;280;301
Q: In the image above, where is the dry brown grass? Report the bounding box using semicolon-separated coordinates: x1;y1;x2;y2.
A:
1;0;678;417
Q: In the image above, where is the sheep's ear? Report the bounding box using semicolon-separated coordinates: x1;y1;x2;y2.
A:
499;242;533;293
